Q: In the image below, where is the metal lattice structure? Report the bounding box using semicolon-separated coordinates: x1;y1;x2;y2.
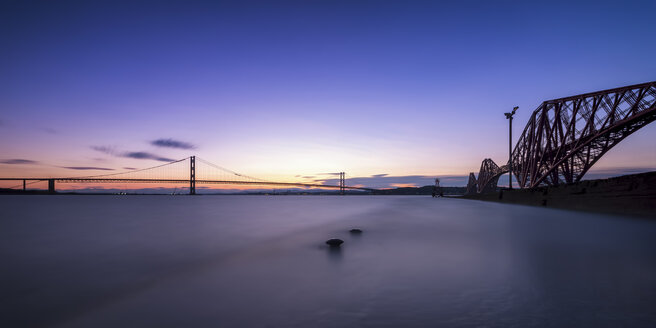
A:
467;81;656;194
475;159;508;194
466;173;478;195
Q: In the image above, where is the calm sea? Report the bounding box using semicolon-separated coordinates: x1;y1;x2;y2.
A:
1;195;655;327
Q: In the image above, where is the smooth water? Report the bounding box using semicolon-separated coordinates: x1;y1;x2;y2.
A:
1;195;655;327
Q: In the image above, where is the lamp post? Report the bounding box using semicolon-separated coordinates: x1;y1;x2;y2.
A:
504;106;518;189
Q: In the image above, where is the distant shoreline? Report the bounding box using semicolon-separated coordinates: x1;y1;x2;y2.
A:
0;186;466;196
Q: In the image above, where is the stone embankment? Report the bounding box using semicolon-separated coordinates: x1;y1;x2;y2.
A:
462;171;656;218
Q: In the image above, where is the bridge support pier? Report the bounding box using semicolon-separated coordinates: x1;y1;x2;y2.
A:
190;156;196;195
23;179;26;191
48;179;55;194
339;172;345;195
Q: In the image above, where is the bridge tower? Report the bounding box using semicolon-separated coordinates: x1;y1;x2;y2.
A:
48;179;55;194
190;156;196;195
339;172;345;195
432;178;443;197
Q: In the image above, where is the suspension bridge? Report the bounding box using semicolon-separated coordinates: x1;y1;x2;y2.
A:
0;156;372;194
467;81;656;194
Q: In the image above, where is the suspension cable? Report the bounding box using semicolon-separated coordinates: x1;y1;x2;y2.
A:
7;180;43;189
196;157;270;182
62;157;190;179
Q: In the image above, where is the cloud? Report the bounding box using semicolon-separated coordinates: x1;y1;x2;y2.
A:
123;167;137;170
61;166;114;171
91;146;116;156
371;174;388;178
151;138;195;150
41;127;58;134
91;146;174;162
1;159;38;165
122;152;174;162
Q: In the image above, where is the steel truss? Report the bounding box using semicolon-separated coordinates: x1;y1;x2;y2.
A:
467;81;656;194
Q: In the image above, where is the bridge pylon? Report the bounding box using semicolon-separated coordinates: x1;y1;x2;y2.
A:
190;156;196;195
339;172;345;195
48;179;55;194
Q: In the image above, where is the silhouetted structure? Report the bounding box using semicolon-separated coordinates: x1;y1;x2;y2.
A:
0;157;371;195
432;178;443;197
48;179;55;194
339;172;345;195
504;106;519;189
190;156;196;195
467;81;656;194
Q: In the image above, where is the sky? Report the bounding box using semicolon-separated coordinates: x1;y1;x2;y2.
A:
1;0;655;190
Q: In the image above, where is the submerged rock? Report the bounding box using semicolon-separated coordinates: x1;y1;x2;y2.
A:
349;228;363;234
325;238;344;247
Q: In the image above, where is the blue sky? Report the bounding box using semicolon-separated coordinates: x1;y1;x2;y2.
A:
1;0;655;189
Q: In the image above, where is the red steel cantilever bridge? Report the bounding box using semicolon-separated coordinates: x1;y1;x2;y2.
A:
0;156;370;194
467;81;656;194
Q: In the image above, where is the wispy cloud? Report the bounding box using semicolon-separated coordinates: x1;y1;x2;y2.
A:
61;166;114;171
123;152;174;162
151;138;195;150
91;146;116;156
91;146;174;162
123;167;137;170
1;159;39;165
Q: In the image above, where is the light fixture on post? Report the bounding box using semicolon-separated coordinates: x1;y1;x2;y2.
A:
504;106;519;189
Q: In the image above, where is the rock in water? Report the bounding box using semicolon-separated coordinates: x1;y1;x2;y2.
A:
349;228;363;234
326;238;344;247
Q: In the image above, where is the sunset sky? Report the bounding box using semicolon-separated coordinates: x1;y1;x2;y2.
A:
1;0;655;190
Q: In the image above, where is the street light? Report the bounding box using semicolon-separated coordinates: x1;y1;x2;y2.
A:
504;106;519;189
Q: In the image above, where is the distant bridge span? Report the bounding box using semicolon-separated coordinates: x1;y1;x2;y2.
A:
0;178;374;191
1;157;375;194
467;81;656;194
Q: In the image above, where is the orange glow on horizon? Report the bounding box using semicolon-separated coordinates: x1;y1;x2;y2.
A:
0;180;342;193
389;183;417;188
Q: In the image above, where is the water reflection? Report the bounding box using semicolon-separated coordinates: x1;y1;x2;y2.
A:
327;245;343;262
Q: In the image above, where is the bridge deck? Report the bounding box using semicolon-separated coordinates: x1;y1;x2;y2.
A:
0;178;374;191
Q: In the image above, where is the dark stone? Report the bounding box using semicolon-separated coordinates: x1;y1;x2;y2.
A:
349;228;363;234
326;238;344;247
